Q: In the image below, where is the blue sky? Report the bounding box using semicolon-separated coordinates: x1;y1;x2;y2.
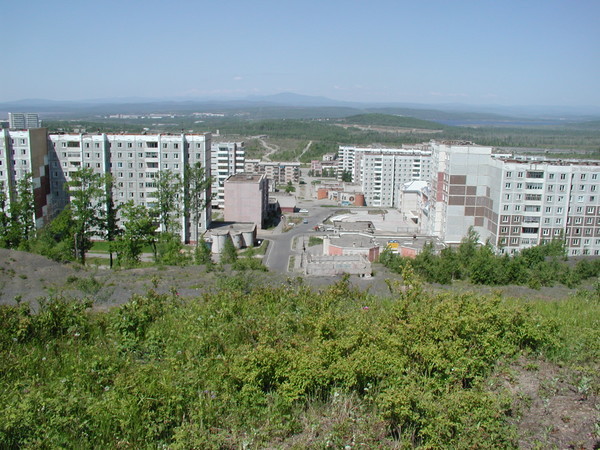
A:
2;0;599;106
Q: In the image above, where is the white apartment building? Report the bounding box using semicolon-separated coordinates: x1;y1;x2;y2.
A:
338;145;432;207
244;160;300;187
424;140;501;245
211;142;245;208
0;128;50;227
496;159;600;256
47;132;212;243
8;112;41;130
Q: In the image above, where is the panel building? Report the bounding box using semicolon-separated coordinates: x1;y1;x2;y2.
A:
0;128;51;227
48;132;212;243
8;113;41;130
337;145;432;207
211;142;245;208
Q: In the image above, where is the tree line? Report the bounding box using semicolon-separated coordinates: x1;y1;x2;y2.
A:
380;228;600;289
0;164;212;267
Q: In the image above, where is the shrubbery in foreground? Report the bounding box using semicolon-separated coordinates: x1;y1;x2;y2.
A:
0;274;566;447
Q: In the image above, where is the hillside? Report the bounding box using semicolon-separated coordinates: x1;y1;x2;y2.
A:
0;249;598;447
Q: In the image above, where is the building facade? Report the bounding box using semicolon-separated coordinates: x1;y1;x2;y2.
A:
338;145;432;207
8;113;41;130
1;129;212;243
211;142;245;208
0;128;50;227
223;173;269;229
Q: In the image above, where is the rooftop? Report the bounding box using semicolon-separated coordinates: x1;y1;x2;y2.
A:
226;173;265;183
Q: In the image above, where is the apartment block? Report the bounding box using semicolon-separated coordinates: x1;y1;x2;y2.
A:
496;159;600;256
8;112;41;130
338;145;432;207
211;142;245;208
244;160;300;188
47;132;212;243
0;128;50;227
424;141;501;245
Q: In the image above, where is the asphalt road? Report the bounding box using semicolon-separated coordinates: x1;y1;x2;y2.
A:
261;205;333;272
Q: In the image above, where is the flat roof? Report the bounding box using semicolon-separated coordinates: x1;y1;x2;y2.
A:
226;173;264;183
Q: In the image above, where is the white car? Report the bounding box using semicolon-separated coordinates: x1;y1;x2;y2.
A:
299;209;309;213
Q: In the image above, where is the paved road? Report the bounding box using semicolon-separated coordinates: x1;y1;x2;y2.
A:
261;206;333;273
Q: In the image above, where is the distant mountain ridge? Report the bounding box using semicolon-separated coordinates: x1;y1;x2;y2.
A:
1;92;599;122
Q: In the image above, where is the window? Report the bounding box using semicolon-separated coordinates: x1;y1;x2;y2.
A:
587;207;595;214
547;185;554;191
505;183;511;189
548;173;555;179
503;205;509;211
545;207;552;213
546;196;553;202
506;171;512;178
578;196;584;202
517;172;524;178
515;205;521;211
560;173;567;180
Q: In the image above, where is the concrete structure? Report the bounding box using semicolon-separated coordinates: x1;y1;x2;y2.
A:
1;129;212;243
304;254;372;277
211;142;245;208
223;173;269;229
8;113;41;130
323;234;380;262
245;160;300;186
48;132;212;243
207;223;257;254
0;128;50;227
337;145;432;207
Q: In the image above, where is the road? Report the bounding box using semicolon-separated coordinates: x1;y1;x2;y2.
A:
261;205;333;273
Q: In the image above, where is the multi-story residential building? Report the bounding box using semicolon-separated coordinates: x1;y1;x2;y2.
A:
424;140;501;245
338;145;432;207
211;142;245;208
8;113;41;130
420;140;600;256
48;132;212;243
224;173;269;229
0;128;50;227
496;159;600;256
243;160;300;188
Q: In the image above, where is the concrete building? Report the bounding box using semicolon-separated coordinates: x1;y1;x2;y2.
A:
337;145;432;207
211;142;245;208
244;159;300;187
224;173;269;229
0;128;51;227
424;140;501;245
323;234;380;262
8;113;41;130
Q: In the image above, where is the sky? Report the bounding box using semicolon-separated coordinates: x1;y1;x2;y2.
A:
2;0;599;107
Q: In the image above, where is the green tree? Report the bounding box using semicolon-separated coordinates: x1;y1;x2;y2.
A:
284;181;296;194
341;170;352;182
116;201;156;266
150;169;182;235
2;174;36;249
184;163;212;246
66;168;109;264
0;181;10;248
97;175;120;267
220;236;238;264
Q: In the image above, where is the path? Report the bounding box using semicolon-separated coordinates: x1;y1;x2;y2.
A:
257;138;279;161
295;140;312;162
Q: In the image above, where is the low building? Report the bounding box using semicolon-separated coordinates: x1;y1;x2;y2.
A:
224;173;269;229
208;223;256;254
323;234;380;262
304;254;372;277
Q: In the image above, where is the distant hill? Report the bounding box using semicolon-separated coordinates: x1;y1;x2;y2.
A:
337;113;445;130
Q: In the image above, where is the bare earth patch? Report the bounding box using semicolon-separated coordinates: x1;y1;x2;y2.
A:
493;357;600;449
